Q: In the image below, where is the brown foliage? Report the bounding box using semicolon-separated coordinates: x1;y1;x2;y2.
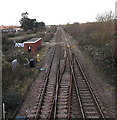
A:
63;11;116;63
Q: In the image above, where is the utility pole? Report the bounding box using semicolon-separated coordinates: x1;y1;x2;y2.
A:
2;103;6;120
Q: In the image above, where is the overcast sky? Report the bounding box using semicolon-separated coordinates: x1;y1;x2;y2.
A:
0;0;116;26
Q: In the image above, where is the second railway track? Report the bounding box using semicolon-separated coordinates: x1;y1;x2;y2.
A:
63;27;108;119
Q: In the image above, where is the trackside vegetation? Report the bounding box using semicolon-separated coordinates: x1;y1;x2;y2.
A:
2;23;57;118
63;11;116;85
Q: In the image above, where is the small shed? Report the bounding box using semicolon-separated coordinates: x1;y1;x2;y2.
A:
24;38;41;52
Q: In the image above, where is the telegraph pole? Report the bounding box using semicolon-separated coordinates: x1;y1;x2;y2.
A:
3;103;6;120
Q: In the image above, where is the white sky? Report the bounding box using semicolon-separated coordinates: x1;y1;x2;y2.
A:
0;0;116;26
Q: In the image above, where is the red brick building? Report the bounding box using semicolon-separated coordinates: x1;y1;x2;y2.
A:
24;38;42;52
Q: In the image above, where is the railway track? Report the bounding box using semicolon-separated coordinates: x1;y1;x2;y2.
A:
17;27;109;119
25;28;66;119
35;44;60;119
53;56;72;119
25;43;58;119
70;52;106;119
63;28;107;119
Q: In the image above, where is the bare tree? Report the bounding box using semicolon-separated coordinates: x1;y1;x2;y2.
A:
96;11;114;45
21;12;28;18
113;18;117;64
96;11;117;63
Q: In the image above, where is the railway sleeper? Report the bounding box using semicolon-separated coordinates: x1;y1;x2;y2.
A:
57;105;68;109
44;93;54;97
42;97;53;101
41;105;51;110
82;99;94;102
42;102;53;106
59;85;69;88
58;93;69;96
44;96;53;100
40;110;50;115
39;114;49;118
57;110;68;115
57;101;68;105
59;87;69;90
42;99;53;103
80;92;91;94
85;113;100;118
56;113;68;118
58;95;68;99
77;85;88;88
71;113;81;119
45;91;54;94
57;98;68;102
83;102;95;106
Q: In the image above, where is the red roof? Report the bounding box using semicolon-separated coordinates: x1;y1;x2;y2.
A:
0;26;20;29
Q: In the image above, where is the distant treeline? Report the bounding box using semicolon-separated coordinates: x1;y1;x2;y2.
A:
63;11;117;64
20;12;45;31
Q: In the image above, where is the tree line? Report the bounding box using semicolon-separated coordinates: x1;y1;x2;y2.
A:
20;12;45;31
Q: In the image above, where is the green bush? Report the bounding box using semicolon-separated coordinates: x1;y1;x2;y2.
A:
2;53;35;117
3;89;22;118
3;89;22;108
79;40;116;84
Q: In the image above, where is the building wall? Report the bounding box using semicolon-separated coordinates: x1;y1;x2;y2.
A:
34;40;41;51
24;40;41;52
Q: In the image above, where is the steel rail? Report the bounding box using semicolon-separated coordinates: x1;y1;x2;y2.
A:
53;44;61;120
73;53;106;119
67;60;73;120
62;31;86;119
67;41;106;119
66;48;86;120
64;30;106;118
34;45;57;120
62;25;106;119
48;30;68;119
53;46;68;120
